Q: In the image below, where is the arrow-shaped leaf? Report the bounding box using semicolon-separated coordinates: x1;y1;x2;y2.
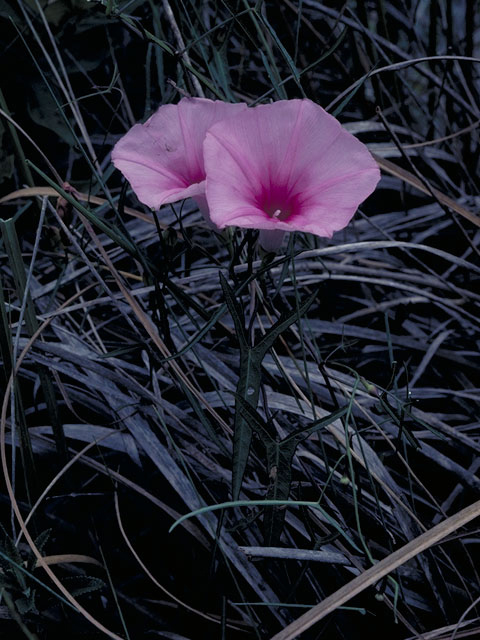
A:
222;276;321;501
255;286;319;358
236;395;348;543
219;272;248;349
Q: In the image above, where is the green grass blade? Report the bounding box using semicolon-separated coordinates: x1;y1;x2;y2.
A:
25;161;142;261
1;217;67;463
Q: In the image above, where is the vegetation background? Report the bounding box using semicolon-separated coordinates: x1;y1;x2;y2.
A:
0;0;479;638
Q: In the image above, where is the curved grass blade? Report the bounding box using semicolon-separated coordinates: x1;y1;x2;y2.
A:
169;499;361;552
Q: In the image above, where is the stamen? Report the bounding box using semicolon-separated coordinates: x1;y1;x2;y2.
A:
273;209;282;218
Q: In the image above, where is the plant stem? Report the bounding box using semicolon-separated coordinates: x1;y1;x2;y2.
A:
0;588;40;640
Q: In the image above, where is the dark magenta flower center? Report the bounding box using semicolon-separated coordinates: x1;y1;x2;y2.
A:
257;183;300;222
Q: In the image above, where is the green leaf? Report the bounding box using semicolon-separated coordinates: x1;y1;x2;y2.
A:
61;576;105;597
32;529;51;558
160;251;307;364
219;272;248;349
255;286;319;358
232;345;263;500
27;83;76;146
224;279;320;500
219;273;259;499
0;524;27;590
0;549;82;611
263;443;295;545
15;590;37;615
236;397;349;544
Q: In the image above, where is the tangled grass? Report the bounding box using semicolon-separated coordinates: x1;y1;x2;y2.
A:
0;1;479;638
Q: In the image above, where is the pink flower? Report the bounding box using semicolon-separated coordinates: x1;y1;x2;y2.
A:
111;97;246;211
203;99;380;250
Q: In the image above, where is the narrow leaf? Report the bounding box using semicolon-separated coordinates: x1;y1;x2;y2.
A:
255;287;319;358
219;272;248;349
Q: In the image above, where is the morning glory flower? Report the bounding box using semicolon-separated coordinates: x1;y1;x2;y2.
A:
111;97;246;213
203;99;380;250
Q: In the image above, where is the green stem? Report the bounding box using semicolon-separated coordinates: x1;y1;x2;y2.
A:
0;88;34;187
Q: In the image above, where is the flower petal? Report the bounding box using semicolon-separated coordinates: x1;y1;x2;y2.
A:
112;98;246;209
204;99;380;236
